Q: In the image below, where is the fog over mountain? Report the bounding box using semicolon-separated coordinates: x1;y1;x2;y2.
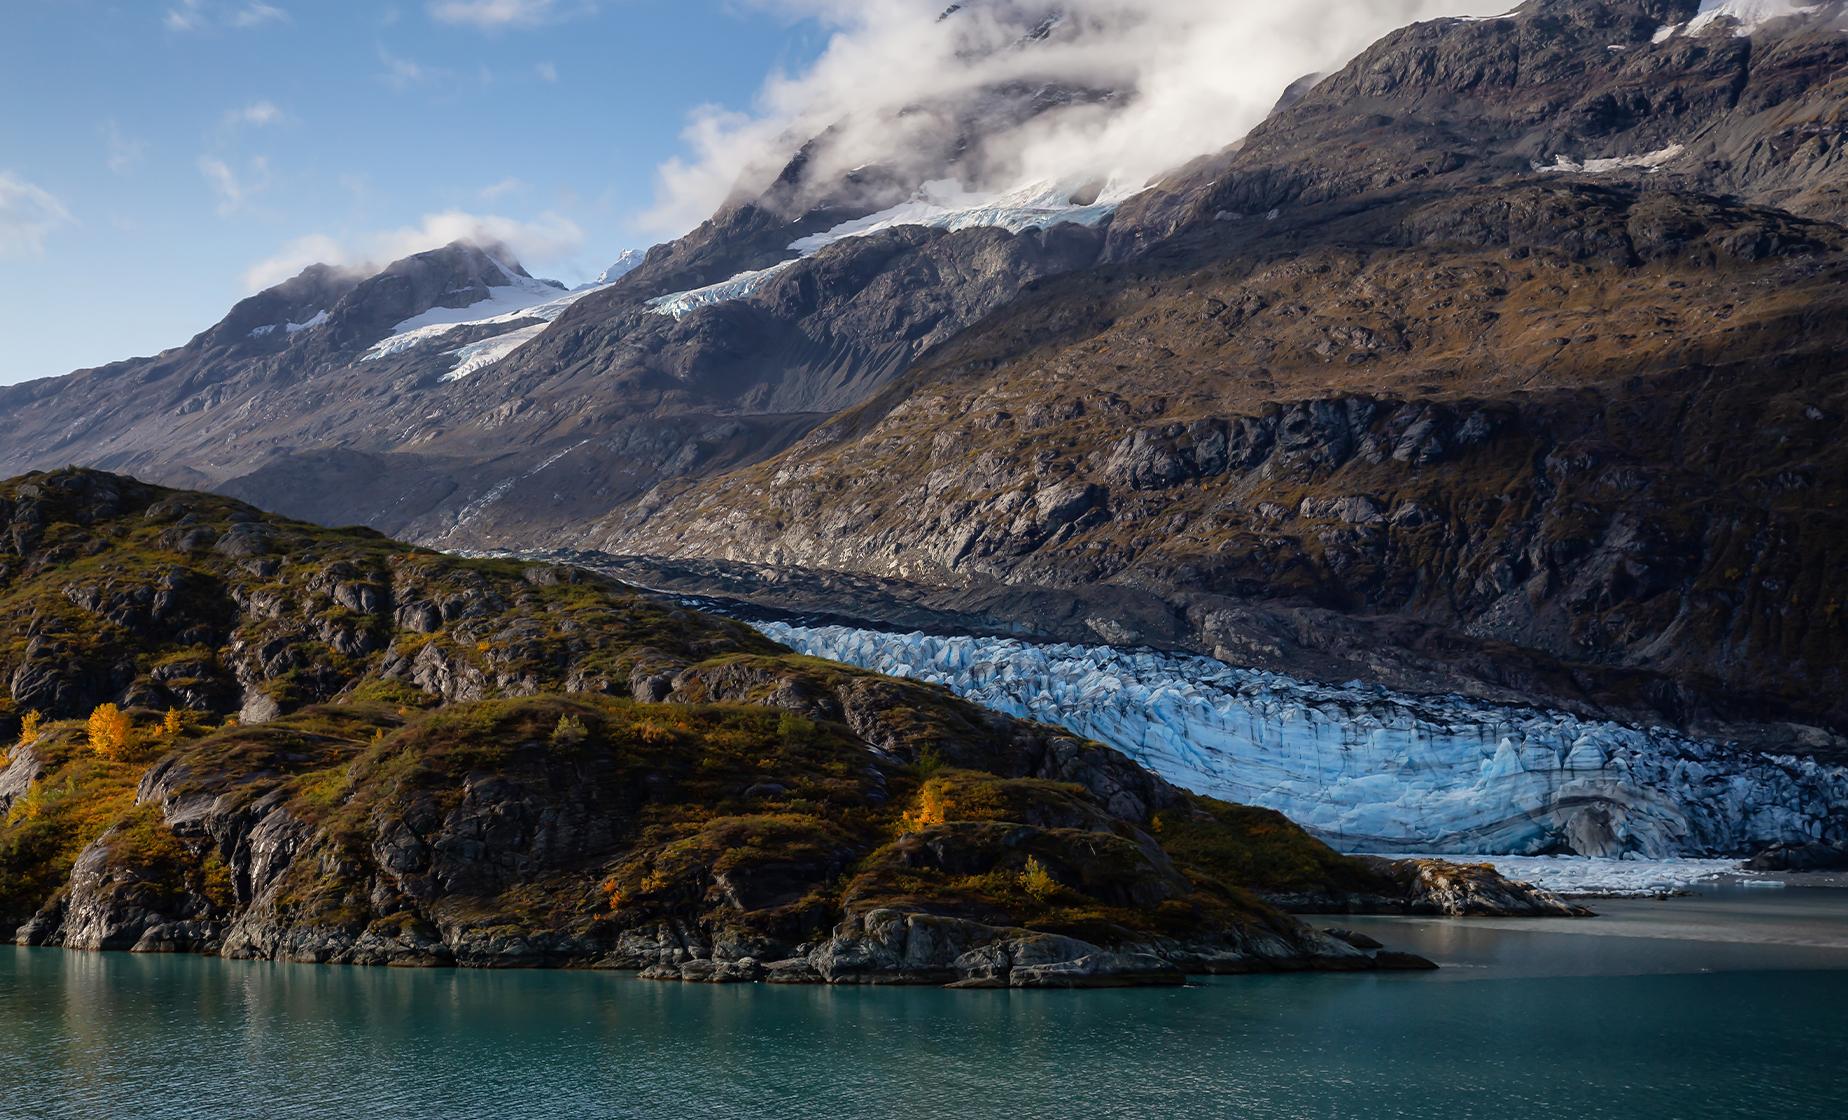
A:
644;0;1517;232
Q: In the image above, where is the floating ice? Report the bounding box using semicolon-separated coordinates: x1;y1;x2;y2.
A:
1446;855;1748;897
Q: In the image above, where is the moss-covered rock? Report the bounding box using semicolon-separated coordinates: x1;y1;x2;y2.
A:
0;470;1567;985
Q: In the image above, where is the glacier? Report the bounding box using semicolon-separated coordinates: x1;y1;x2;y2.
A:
754;622;1848;859
1654;0;1832;40
646;178;1126;320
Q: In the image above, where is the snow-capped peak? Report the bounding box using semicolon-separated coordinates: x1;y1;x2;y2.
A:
595;249;647;287
1654;0;1829;41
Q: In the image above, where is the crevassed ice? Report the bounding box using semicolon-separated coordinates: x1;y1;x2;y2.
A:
644;262;799;322
755;622;1848;859
644;178;1129;320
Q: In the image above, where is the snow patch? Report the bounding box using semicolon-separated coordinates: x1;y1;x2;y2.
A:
1538;144;1686;174
249;309;328;338
754;622;1848;859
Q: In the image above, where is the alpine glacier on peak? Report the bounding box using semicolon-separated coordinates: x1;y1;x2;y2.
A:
1654;0;1831;40
644;178;1129;321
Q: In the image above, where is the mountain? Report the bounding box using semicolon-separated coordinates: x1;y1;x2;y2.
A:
605;0;1848;746
0;468;1571;981
1;0;1844;752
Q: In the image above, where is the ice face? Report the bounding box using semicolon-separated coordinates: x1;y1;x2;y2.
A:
755;622;1848;859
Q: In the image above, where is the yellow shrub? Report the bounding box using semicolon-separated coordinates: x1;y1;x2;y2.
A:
1020;856;1059;902
901;780;951;831
162;708;184;739
631;719;674;746
17;710;42;748
86;704;137;762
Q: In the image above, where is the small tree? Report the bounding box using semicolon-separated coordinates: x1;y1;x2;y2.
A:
87;704;136;762
1020;856;1060;903
551;715;589;748
162;708;184;740
16;710;42;748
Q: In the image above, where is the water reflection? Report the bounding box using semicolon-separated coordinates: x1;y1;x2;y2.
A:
2;890;1845;1120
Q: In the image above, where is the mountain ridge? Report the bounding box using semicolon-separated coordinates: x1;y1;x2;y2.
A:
1;0;1844;746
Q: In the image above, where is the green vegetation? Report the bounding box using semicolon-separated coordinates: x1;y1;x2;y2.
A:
0;468;1393;968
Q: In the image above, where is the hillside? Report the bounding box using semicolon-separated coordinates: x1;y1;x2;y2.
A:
0;0;1843;746
0;469;1572;985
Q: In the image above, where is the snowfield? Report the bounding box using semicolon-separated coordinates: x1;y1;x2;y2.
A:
754;622;1848;860
360;254;643;380
1655;0;1829;40
646;178;1129;320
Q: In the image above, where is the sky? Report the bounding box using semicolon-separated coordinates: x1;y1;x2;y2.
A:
0;0;1508;387
0;0;830;384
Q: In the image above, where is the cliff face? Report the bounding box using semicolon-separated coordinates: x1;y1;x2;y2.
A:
604;3;1848;745
0;470;1573;985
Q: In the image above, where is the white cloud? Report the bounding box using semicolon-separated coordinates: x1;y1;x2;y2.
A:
641;0;1516;236
199;155;269;215
102;120;148;175
428;0;582;29
225;100;286;127
0;172;75;258
535;60;558;82
379;47;432;90
231;2;290;27
242;210;587;290
166;1;291;31
479;177;528;201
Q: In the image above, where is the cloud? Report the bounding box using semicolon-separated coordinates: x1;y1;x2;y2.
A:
640;0;1515;236
242;210;587;289
535;60;558;83
102;120;148;176
379;46;434;90
479;177;528;201
231;2;290;27
199;155;270;216
0;172;75;258
427;0;588;29
225;100;286;127
166;1;291;31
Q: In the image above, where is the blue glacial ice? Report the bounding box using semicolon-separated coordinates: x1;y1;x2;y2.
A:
755;622;1848;859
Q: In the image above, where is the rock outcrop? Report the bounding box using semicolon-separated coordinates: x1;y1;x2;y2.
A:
0;469;1564;985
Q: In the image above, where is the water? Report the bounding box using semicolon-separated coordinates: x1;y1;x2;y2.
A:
2;888;1845;1119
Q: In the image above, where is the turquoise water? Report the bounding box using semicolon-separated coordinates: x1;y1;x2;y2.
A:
2;889;1845;1119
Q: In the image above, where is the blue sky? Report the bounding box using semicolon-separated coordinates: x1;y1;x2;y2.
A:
0;0;827;384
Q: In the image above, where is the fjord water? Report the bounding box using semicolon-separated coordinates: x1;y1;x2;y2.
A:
2;888;1844;1119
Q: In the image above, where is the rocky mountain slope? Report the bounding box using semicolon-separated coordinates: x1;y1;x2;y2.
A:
608;0;1848;745
0;469;1578;984
1;0;1843;748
